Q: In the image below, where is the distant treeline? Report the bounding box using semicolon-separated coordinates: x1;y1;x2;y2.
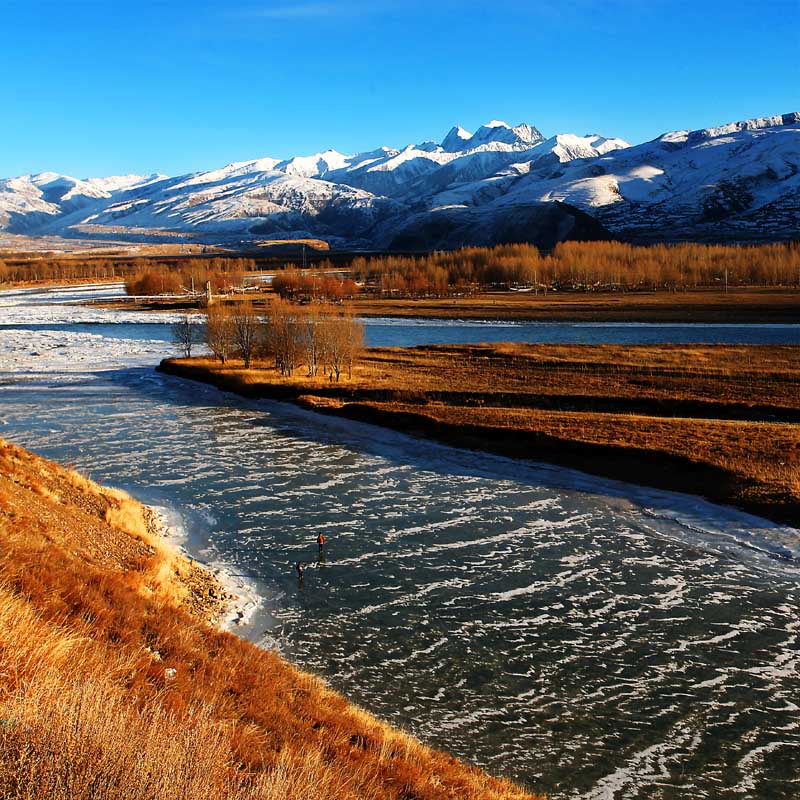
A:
348;242;800;296
3;242;800;295
0;254;256;288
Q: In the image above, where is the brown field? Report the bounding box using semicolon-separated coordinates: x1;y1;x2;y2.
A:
0;438;537;800
347;287;800;323
159;343;800;526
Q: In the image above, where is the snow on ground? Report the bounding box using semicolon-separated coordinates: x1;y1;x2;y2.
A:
0;284;191;376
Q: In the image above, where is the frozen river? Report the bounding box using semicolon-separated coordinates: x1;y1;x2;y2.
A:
1;284;799;799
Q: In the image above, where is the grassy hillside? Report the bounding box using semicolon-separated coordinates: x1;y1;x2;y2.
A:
0;438;538;800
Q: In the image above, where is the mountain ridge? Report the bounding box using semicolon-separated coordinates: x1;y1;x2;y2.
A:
1;112;797;249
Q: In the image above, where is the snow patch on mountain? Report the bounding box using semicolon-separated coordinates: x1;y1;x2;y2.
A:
86;174;167;193
466;120;544;149
274;150;350;178
442;125;473;152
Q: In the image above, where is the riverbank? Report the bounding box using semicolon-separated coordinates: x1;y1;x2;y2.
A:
149;504;264;630
0;438;537;800
158;344;800;527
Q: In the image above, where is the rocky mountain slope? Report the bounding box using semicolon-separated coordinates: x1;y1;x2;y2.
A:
497;113;800;243
1;113;797;249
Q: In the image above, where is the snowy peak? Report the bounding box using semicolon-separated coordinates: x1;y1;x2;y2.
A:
511;123;544;145
690;111;800;141
440;120;545;153
470;120;515;147
465;120;544;149
85;174;167;194
29;173;107;203
441;125;473;152
274;150;349;178
172;158;281;190
26;172;164;202
655;112;800;148
497;110;800;242
1;110;797;247
538;133;631;165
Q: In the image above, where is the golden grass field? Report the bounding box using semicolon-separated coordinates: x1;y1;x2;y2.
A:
0;438;538;800
160;343;800;526
346;287;800;323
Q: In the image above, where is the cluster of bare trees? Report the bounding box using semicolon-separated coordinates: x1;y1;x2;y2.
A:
0;254;129;284
349;241;800;293
125;267;244;296
196;301;363;380
271;270;358;302
548;242;800;289
0;253;257;288
124;258;255;296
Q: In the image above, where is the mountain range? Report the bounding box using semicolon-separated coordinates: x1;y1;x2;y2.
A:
1;112;798;250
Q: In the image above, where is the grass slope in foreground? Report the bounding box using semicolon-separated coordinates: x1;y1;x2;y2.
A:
159;343;800;527
0;438;537;800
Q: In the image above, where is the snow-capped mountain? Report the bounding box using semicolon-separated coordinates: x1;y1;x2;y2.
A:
1;112;797;249
496;112;800;241
0;172;164;232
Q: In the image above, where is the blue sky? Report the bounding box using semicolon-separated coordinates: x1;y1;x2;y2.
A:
2;0;798;177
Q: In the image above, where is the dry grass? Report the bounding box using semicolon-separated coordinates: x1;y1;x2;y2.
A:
356;343;800;410
0;438;539;800
347;287;800;323
389;404;800;504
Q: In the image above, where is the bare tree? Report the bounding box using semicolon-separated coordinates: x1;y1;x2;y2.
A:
205;303;235;364
171;314;200;358
342;307;364;379
264;300;303;376
297;305;321;377
232;301;260;368
319;307;363;381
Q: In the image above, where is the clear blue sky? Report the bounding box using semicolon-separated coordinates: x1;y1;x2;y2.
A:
2;0;798;178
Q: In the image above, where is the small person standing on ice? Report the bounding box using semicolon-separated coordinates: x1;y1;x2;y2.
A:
317;532;326;558
295;560;305;586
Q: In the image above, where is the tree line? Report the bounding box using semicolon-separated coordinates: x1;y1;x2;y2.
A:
0;253;256;288
347;241;800;295
4;241;800;294
173;301;364;381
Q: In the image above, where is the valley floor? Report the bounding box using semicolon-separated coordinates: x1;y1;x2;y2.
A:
159;343;800;527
